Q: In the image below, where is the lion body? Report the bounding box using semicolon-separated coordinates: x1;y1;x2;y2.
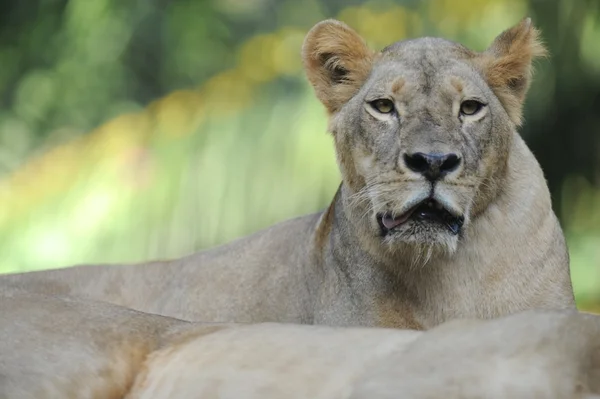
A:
0;289;598;399
0;19;575;329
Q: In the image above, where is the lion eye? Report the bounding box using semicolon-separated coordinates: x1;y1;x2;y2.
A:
371;99;395;114
460;100;484;116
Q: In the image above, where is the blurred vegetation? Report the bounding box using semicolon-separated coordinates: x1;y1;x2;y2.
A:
0;0;598;313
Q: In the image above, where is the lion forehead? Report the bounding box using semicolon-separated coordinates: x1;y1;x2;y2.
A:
381;37;476;63
366;59;484;102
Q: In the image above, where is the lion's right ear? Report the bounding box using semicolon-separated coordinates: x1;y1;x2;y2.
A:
302;20;376;114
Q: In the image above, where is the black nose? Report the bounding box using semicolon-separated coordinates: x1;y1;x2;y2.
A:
403;152;461;181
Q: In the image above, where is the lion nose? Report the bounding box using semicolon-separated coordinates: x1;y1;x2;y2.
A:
403;152;461;181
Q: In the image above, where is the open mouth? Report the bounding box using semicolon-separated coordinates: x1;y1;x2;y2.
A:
377;199;464;235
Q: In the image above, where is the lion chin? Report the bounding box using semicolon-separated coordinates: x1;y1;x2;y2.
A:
381;226;461;266
375;194;466;262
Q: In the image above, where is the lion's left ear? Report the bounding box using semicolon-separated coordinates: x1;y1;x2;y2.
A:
302;20;376;114
480;18;548;126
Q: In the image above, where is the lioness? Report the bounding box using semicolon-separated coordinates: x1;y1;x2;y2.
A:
0;18;575;328
1;290;598;399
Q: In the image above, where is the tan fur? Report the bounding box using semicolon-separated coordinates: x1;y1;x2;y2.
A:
350;310;600;399
375;296;423;330
391;77;405;95
450;77;464;93
476;17;548;125
314;189;337;256
0;19;574;329
0;292;598;398
302;19;377;113
0;288;179;399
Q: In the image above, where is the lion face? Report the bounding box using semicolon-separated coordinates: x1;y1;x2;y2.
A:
335;41;513;254
303;19;546;256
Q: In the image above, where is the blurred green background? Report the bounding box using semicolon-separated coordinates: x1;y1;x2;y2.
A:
0;0;598;312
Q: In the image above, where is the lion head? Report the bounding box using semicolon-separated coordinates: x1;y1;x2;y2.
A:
302;18;547;259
